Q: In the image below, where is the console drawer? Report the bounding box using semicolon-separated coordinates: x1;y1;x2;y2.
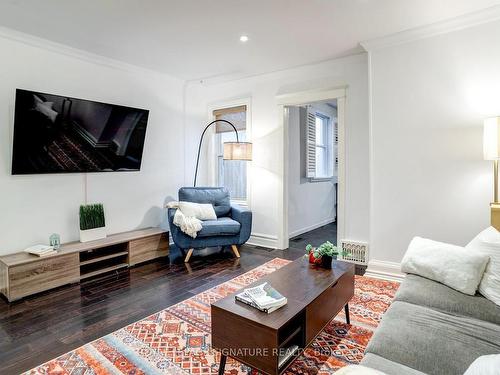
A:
8;253;80;301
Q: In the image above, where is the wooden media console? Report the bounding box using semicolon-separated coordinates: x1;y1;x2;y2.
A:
0;227;169;302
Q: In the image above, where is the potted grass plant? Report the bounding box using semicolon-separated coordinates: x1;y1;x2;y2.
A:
306;241;347;269
79;203;106;242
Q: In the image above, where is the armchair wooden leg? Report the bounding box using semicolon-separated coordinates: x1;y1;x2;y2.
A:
184;248;194;263
231;245;241;258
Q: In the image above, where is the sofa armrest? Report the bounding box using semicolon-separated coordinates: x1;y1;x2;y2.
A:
231;204;252;244
169;207;201;249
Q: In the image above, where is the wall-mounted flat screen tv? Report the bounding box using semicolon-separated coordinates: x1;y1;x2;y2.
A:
12;89;149;174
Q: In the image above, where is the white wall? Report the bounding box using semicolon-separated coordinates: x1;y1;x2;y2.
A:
368;20;500;264
287;106;336;237
0;32;185;254
186;53;369;248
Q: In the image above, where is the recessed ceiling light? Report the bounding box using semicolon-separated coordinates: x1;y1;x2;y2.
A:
239;35;249;43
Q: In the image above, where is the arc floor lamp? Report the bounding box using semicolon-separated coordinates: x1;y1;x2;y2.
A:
193;119;252;186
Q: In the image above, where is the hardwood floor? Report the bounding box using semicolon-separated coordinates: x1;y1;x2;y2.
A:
0;224;362;374
0;245;300;374
289;222;337;249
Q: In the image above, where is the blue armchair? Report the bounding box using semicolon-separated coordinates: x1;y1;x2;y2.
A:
168;187;252;262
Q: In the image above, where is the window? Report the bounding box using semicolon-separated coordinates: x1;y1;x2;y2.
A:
315;113;333;178
213;105;248;201
306;106;335;179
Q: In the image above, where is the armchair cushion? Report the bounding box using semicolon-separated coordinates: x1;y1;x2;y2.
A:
198;217;241;238
179;187;231;217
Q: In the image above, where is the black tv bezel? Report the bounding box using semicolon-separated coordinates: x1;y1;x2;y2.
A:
11;88;150;175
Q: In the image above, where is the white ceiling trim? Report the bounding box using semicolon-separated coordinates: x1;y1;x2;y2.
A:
0;26;180;81
361;4;500;51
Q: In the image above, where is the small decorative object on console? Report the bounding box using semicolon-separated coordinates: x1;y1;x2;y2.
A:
306;241;346;269
49;233;61;250
79;203;107;243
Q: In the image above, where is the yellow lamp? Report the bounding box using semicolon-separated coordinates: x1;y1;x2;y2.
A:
484;117;500;229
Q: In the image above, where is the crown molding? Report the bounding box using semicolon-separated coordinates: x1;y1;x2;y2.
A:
0;26;181;81
195;51;367;87
361;5;500;52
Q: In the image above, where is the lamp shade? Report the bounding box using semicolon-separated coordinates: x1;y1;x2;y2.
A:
484;117;500;160
223;142;252;161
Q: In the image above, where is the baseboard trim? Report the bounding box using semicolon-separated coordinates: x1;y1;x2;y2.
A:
247;233;278;249
288;218;336;238
168;232;277;250
365;259;405;282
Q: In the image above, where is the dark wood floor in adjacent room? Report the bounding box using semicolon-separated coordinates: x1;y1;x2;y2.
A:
0;223;357;374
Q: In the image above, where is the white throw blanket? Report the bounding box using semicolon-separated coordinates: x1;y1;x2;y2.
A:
166;201;203;238
401;237;490;295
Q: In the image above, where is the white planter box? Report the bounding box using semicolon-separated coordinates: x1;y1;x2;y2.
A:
80;227;107;243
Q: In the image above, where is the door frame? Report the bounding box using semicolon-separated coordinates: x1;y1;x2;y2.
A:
277;87;347;249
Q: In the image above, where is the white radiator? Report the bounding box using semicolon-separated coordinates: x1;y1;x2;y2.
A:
339;240;369;265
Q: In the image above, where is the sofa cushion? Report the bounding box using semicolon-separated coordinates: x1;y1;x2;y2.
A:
365;301;500;375
466;226;500;306
395;274;500;325
361;353;425;375
464;354;500;375
178;201;217;220
197;217;241;238
401;237;489;295
179;187;231;217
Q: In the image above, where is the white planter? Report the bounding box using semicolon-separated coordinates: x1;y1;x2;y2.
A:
80;227;107;243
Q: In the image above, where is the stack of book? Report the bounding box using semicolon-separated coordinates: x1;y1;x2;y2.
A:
24;244;57;257
235;282;287;313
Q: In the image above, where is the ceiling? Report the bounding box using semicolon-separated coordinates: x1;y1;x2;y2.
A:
0;0;499;80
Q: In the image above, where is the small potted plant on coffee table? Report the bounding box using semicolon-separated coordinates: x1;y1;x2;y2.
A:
306;241;345;269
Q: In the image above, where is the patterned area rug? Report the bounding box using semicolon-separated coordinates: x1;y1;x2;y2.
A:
26;258;399;374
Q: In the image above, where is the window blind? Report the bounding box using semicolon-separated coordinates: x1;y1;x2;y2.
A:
306;107;317;178
213;105;246;133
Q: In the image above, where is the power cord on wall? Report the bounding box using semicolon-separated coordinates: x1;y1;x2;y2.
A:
83;173;88;204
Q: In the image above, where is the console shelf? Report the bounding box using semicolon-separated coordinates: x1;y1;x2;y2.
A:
80;263;129;280
79;251;129;266
0;227;169;302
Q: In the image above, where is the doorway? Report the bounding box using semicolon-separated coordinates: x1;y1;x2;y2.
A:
277;87;346;250
286;100;338;250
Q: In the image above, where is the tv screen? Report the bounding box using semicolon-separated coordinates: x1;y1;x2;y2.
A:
12;89;149;174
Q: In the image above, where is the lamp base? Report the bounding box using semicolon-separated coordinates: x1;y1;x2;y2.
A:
491;203;500;231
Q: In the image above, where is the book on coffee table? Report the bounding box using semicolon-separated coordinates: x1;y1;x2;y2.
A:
235;282;287;313
235;291;284;313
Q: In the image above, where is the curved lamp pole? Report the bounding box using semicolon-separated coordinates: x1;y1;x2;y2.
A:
193;119;252;186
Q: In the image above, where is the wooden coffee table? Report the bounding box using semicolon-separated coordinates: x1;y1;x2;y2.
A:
211;258;355;375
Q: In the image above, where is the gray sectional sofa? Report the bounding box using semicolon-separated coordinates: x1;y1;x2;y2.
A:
361;274;500;375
